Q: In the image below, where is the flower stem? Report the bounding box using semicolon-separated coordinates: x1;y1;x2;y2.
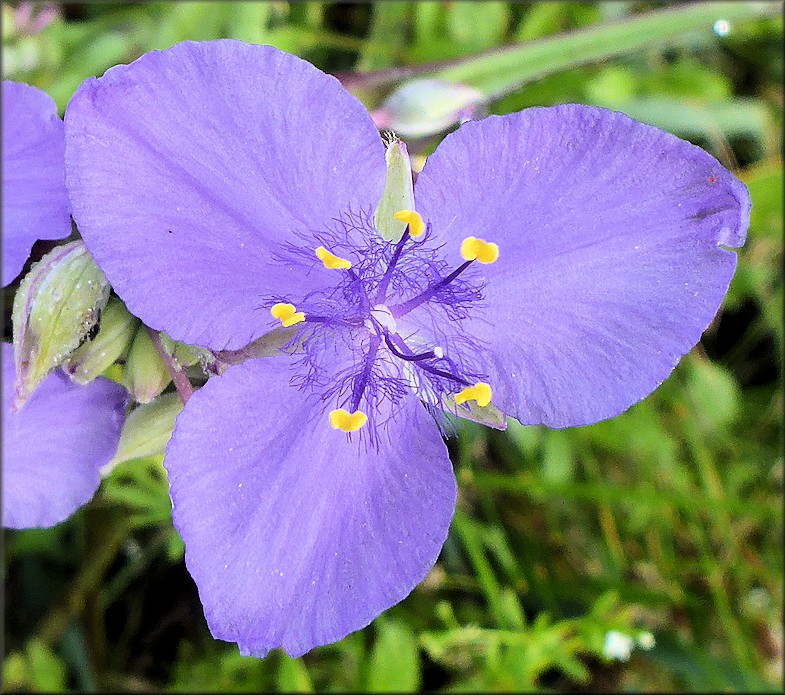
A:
146;326;194;405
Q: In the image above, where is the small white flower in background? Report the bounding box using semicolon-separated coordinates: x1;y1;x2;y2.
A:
637;631;656;650
603;630;635;661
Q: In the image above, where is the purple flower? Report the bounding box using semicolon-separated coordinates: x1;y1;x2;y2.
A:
2;81;71;287
2;82;126;529
2;343;127;528
64;40;750;657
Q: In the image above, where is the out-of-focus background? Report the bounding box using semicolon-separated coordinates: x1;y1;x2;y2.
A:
2;2;782;691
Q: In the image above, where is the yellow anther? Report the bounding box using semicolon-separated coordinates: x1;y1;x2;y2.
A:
393;209;425;238
316;246;352;270
454;382;493;408
460;236;499;264
270;302;305;327
329;408;368;432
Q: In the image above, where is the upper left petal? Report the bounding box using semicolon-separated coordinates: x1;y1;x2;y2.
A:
2;343;127;529
2;81;71;287
165;356;456;658
65;40;386;351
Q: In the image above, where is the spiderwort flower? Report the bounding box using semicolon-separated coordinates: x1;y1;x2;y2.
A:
2;81;71;287
64;40;750;657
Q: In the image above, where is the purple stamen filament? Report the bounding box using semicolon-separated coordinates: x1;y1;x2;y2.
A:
374;229;410;304
389;259;474;317
385;331;470;387
350;334;380;412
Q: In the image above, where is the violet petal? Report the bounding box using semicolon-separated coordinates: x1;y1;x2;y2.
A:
2;81;71;287
2;343;127;528
65;40;386;351
165;356;456;657
415;105;750;427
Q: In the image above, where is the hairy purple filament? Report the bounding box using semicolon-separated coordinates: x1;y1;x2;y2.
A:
389;259;474;318
276;210;488;428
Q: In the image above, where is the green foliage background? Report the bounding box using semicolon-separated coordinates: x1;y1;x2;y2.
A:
3;2;782;691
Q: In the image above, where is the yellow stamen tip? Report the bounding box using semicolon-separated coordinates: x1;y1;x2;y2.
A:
393;209;425;237
454;382;493;408
270;302;305;327
460;236;499;264
329;408;368;432
316;246;352;270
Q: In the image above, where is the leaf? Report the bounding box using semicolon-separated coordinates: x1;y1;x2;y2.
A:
366;618;421;692
432;3;779;100
276;654;314;693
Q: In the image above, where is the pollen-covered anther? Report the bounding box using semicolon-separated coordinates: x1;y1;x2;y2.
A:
460;236;499;264
454;382;493;407
315;246;352;270
393;209;425;237
329;408;368;432
270;302;305;327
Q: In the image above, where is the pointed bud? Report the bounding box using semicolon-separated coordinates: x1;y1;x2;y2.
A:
63;296;140;385
12;241;110;409
100;392;184;476
122;326;172;404
376;79;485;139
374;139;416;243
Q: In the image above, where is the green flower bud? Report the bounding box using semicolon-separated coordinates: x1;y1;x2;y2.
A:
122;327;172;404
101;392;184;476
374;138;416;243
63;296;140;385
377;79;485;139
12;241;110;409
159;332;215;371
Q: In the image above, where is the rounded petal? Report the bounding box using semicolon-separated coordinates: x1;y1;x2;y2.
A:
2;81;71;287
415;105;750;427
2;343;127;528
165;357;456;657
66;40;386;351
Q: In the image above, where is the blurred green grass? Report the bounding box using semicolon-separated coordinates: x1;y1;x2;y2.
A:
3;2;782;692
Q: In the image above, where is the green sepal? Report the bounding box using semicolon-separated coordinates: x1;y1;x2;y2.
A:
213;326;306;372
101;392;184;476
63;296;139;385
122;327;172;404
373;138;415;243
442;393;508;430
12;241;110;408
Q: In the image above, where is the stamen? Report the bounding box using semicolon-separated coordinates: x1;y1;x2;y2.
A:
461;236;499;264
316;246;352;270
393;209;425;237
386;332;470;386
374;232;409;304
389;259;472;317
454;382;493;407
329;408;368;432
384;332;436;362
270;302;305;327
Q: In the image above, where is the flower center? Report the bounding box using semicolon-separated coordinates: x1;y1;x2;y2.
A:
270;208;499;434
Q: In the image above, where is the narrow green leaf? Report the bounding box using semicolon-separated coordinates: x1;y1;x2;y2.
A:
276;655;314;693
367;618;421;692
432;2;779;99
